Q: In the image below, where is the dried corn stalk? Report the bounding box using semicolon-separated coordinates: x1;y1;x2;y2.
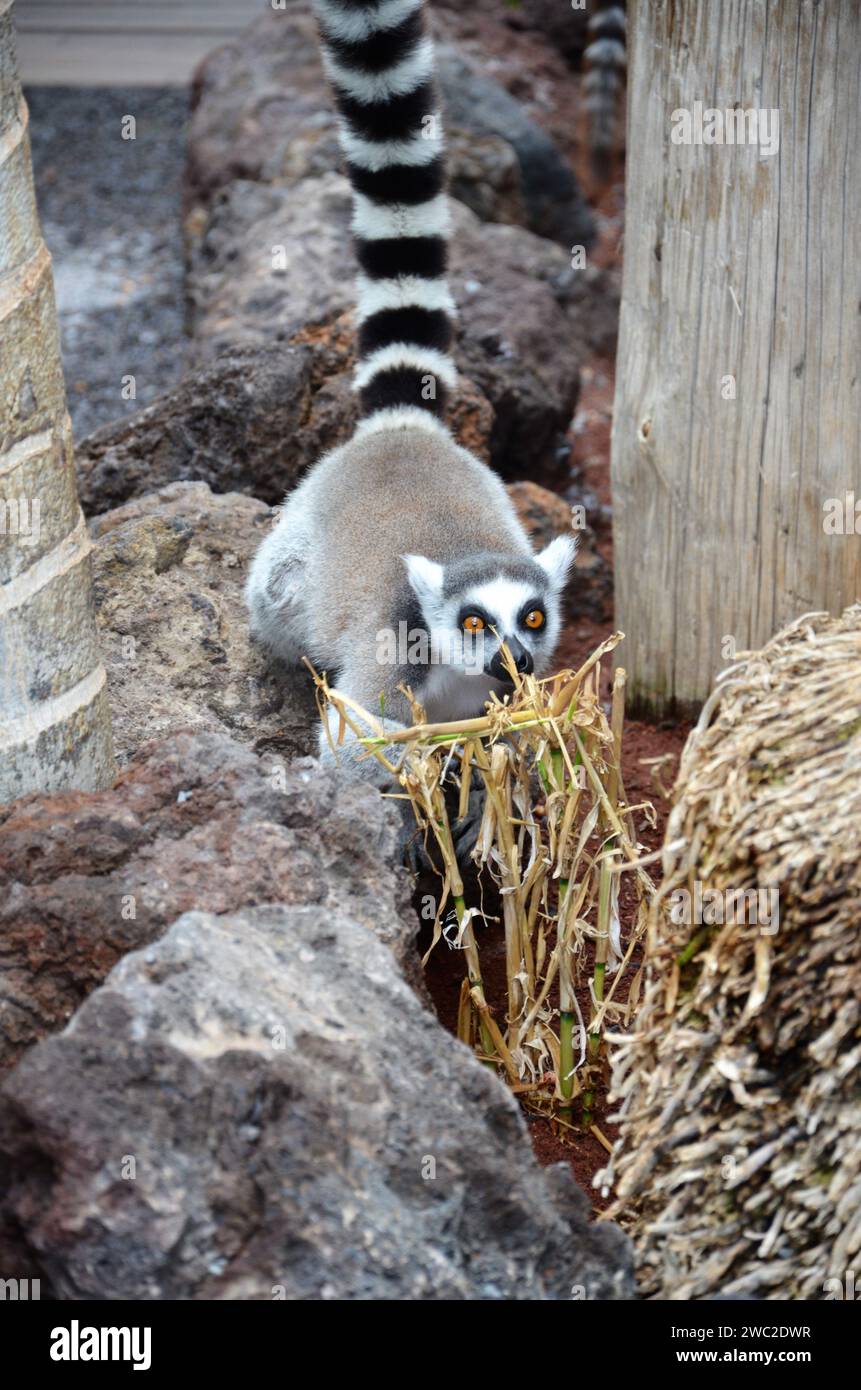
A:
307;635;654;1122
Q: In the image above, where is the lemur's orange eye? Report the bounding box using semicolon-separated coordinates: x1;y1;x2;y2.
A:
463;615;485;633
524;610;545;630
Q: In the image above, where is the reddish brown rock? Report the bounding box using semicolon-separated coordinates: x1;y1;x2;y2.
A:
0;729;416;1075
76;344;321;515
432;0;593;181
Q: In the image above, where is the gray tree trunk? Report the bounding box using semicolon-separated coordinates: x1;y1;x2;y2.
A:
611;0;861;717
0;0;113;799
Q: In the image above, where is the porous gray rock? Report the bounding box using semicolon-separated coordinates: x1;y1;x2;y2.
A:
447;129;526;227
187;175;354;354
186;3;326;210
0;901;635;1300
0;729;417;1075
88;480;317;764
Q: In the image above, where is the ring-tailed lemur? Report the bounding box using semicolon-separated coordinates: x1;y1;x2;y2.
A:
246;0;575;787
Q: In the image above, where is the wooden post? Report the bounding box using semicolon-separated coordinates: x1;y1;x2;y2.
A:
0;0;114;798
611;0;861;717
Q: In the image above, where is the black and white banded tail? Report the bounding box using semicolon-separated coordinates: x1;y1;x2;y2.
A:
313;0;456;427
583;4;627;179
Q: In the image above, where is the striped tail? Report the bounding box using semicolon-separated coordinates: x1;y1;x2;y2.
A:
313;0;457;428
583;4;627;180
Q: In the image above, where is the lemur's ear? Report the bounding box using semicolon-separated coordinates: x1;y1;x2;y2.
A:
403;554;444;610
535;534;577;590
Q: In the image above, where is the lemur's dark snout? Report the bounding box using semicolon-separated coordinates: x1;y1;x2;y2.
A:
489;638;533;682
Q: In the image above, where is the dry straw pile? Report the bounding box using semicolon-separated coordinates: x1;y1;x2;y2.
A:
598;606;861;1299
308;634;653;1129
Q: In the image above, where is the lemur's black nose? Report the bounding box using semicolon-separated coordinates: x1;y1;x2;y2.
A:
489;638;533;681
516;647;534;674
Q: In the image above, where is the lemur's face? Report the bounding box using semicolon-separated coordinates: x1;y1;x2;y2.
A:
403;537;575;686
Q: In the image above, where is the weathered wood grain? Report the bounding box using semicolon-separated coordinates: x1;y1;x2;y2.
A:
611;0;861;716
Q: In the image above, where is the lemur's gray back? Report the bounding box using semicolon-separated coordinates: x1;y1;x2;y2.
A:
314;0;457;425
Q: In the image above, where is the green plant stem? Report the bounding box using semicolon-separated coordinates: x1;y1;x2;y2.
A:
678;926;709;966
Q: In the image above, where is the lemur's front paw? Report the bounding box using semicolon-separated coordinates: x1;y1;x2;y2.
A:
402;824;440;877
451;777;486;869
396;775;485;877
